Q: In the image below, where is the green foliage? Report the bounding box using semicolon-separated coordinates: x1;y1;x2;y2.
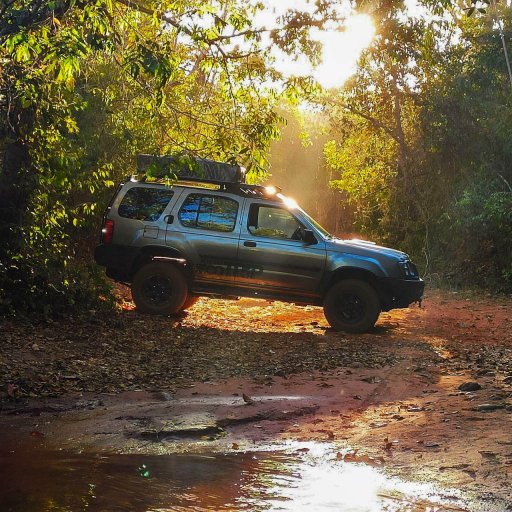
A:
3;0;512;319
322;1;512;290
325;128;397;238
437;182;512;287
0;0;334;318
0;259;115;319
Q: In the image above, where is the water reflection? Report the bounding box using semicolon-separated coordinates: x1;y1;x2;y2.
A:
0;441;496;511
242;442;466;511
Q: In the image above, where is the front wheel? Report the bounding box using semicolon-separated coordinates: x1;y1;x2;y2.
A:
323;279;381;333
132;262;188;315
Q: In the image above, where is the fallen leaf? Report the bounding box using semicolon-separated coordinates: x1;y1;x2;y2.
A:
242;393;255;405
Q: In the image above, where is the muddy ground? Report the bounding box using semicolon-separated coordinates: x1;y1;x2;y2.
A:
1;287;512;510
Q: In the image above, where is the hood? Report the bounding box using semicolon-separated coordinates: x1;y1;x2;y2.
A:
327;238;408;261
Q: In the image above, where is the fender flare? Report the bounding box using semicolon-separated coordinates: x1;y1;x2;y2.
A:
131;246;192;279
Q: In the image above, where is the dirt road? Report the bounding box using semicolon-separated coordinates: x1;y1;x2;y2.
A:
1;288;512;510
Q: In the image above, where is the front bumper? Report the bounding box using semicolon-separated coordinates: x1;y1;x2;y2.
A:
378;277;425;309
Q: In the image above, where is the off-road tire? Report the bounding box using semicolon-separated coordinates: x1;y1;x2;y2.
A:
132;262;187;315
180;295;200;311
323;279;381;333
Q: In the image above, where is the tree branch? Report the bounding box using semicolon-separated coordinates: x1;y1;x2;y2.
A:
342;104;400;143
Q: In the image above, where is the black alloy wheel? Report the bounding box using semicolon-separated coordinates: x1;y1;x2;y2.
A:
132;262;188;315
323;279;381;333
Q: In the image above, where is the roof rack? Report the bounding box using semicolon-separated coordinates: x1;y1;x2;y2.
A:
227;183;282;198
131;174;282;199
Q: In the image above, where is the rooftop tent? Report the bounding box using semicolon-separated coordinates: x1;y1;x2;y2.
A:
137;154;246;184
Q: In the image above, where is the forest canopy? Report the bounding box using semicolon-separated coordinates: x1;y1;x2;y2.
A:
1;0;511;318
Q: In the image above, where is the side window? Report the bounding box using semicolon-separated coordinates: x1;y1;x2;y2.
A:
178;194;238;232
248;204;302;240
118;187;174;221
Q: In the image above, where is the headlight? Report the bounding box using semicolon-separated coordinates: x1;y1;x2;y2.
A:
398;259;418;278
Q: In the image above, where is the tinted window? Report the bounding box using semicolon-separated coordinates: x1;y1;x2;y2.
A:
178;194;238;232
178;195;201;227
118;187;174;221
248;205;302;240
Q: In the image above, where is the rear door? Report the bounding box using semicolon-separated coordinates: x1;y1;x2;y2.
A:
111;183;179;246
235;200;326;295
166;191;241;285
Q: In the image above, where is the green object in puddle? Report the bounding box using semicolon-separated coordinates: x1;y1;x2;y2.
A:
138;464;150;478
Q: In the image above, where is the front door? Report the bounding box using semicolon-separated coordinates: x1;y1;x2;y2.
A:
236;201;326;295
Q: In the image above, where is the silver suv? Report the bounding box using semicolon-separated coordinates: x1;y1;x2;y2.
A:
95;157;424;332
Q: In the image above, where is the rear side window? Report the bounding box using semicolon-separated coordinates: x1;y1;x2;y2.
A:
118;187;174;221
178;194;238;232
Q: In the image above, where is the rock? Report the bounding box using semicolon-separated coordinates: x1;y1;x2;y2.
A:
153;391;173;401
361;376;381;384
503;375;512;385
458;381;482;392
472;403;505;412
76;399;103;410
474;369;496;378
439;463;470;471
478;450;498;459
370;421;389;428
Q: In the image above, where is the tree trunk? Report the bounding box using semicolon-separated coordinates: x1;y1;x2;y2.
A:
390;66;408;185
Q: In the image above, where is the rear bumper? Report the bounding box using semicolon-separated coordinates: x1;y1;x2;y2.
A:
95;244;139;281
379;277;424;309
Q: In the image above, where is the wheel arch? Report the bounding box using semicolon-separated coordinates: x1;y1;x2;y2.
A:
324;267;388;307
131;245;192;282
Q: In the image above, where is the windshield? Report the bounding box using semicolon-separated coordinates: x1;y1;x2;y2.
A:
299;208;332;239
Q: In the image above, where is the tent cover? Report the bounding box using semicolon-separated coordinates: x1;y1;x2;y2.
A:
137;154;245;183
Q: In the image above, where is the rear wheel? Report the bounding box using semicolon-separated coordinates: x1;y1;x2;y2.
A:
180;295;200;311
323;279;381;333
132;262;187;315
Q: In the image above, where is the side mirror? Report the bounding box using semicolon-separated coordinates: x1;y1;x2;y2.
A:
164;214;174;224
303;229;317;245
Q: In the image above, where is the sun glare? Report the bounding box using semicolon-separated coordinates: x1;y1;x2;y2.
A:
268;9;376;90
313;14;376;89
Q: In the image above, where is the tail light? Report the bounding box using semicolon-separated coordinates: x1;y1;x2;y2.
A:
102;219;114;244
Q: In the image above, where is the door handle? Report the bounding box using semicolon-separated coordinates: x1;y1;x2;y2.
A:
244;241;257;247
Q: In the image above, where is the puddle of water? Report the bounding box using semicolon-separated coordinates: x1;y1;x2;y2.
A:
0;441;502;512
170;395;310;406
